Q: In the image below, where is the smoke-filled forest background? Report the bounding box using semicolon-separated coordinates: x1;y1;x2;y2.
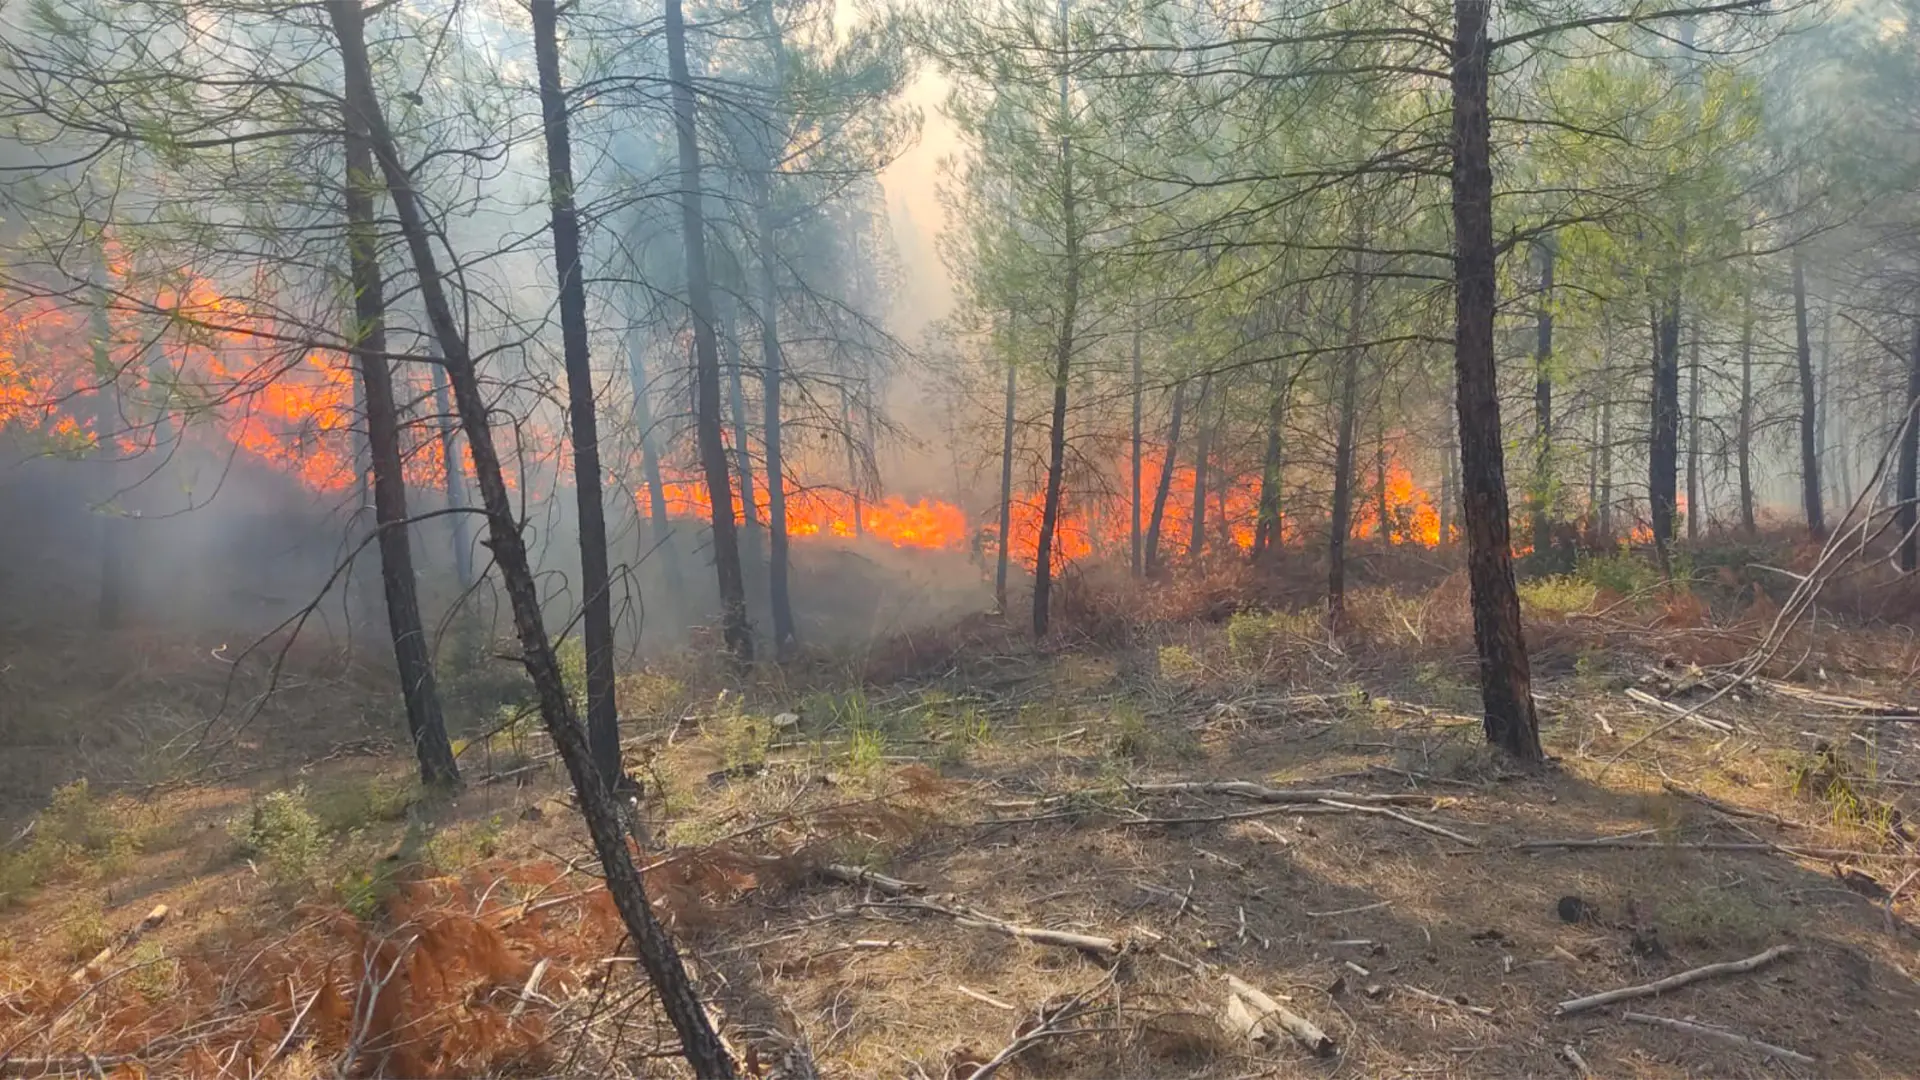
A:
3;0;1920;1076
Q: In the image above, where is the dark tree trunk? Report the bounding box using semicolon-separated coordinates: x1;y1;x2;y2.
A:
1328;249;1364;629
1031;0;1076;638
1439;425;1455;546
995;358;1016;611
341;92;458;789
1144;380;1185;576
532;0;622;793
624;320;679;579
1819;306;1832;512
428;358;474;589
1791;249;1825;537
754;198;795;656
1901;315;1920;572
1187;374;1212;563
1650;292;1682;573
1254;362;1287;558
1599;368;1614;543
1130;327;1143;576
1686;320;1701;543
842;381;864;539
87;262;128;630
1738;286;1755;535
328;3;734;1072
1375;418;1390;545
665;0;752;660
1532;238;1554;555
1452;0;1541;762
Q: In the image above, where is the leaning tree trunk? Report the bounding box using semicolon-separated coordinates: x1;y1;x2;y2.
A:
1901;314;1920;572
1144;380;1184;576
532;0;623;792
1686;320;1702;543
1031;0;1077;638
754;195;796;656
666;0;752;661
1452;0;1541;762
1791;248;1825;537
1531;237;1554;555
328;3;734;1072
1186;374;1212;563
1650;292;1682;575
341;102;458;789
1328;246;1365;630
1738;286;1756;535
1254;361;1287;558
995;358;1016;612
1130;327;1143;576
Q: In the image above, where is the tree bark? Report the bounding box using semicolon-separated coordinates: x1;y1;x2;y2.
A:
1791;248;1824;537
1144;380;1183;577
1686;319;1702;542
1187;373;1212;563
531;0;623;793
1599;364;1614;543
1738;284;1755;535
754;197;796;656
1375;415;1390;545
1254;361;1287;558
340;89;458;789
87;255;128;630
328;4;734;1072
1451;0;1542;762
724;300;761;568
624;317;680;586
1328;245;1365;630
427;358;474;589
1650;291;1682;571
1130;327;1143;576
995;357;1016;611
664;0;752;660
1532;237;1554;555
1031;0;1077;639
1901;314;1920;572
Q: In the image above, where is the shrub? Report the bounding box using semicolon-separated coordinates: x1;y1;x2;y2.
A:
230;789;327;886
1225;608;1317;663
1517;574;1598;615
0;781;138;904
1157;645;1203;682
1578;550;1662;597
310;774;417;834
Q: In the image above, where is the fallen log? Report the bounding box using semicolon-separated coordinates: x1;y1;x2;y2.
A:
1130;781;1433;806
1317;799;1478;846
1554;944;1794;1015
68;904;169;984
1222;973;1336;1057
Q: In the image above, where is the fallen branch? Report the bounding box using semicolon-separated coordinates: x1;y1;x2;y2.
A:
1554;944;1795;1015
1128;781;1433;806
1221;973;1335;1057
1307;899;1392;918
819;864;923;896
69;904;169;984
1395;983;1494;1016
1660;782;1803;830
965;971;1114;1080
1317;799;1478;846
879;899;1124;956
1625;688;1735;733
1514;838;1895;860
1621;1011;1815;1064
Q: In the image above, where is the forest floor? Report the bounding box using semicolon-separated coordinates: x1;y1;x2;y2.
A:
4;541;1920;1078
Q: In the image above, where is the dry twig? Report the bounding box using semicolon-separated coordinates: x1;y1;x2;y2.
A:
1555;945;1795;1015
1621;1011;1815;1064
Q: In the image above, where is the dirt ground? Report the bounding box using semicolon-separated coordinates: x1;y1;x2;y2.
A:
3;556;1919;1078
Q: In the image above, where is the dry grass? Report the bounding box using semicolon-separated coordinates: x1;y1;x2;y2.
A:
3;539;1919;1077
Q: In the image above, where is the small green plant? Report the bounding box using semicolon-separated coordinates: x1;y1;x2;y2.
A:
310;774;417;834
554;636;588;707
230;789;327;886
337;860;403;921
1578;550;1662;597
425;816;506;872
1;781;140;904
125;939;179;1001
848;723;888;774
1157;645;1203;682
61;901;110;962
1517;574;1598;615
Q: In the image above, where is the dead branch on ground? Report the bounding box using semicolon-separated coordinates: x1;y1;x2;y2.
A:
1555;944;1795;1015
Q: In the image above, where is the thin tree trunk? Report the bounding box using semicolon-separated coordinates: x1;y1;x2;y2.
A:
428;358;474;589
1686;320;1702;542
1819;304;1832;512
1328;245;1365;630
343;114;458;789
1901;314;1920;572
532;0;622;792
1187;373;1212;563
754;197;796;656
1738;285;1755;535
1532;237;1554;555
88;254;128;630
1791;249;1825;536
995;358;1016;611
1144;380;1183;576
842;381;863;538
1600;369;1614;543
1650;291;1682;573
1031;0;1076;639
1375;415;1390;545
1439;425;1455;546
1586;403;1599;534
1452;0;1541;762
725;302;761;567
665;0;752;660
624;320;678;577
1254;362;1287;558
1130;327;1143;576
328;3;734;1072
